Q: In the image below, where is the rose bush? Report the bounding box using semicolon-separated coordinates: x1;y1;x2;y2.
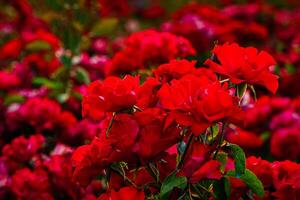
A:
0;0;299;200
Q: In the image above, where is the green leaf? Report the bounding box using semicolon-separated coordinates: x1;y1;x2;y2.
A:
177;141;186;155
91;18;119;37
228;144;246;177
249;85;257;101
75;67;90;85
62;28;81;53
160;173;187;200
32;77;63;90
60;55;72;68
213;178;230;200
260;131;270;141
216;152;228;174
25;40;51;51
285;63;296;74
237;83;247;99
226;169;265;197
240;169;265;197
4;94;25;105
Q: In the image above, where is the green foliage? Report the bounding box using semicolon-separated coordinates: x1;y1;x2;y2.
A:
228;144;246;177
160;173;187;200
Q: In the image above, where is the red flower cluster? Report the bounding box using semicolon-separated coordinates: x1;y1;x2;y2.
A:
105;30;196;75
205;43;278;93
73;40;279;198
0;0;300;199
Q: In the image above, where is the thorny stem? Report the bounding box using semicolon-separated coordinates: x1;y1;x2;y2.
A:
177;134;194;171
213;123;226;159
106;112;116;138
146;163;160;183
110;166;141;189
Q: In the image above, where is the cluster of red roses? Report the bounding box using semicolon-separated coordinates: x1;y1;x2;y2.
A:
0;0;300;200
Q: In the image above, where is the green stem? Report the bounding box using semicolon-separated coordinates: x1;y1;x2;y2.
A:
177;134;194;171
106;112;116;138
213;123;226;159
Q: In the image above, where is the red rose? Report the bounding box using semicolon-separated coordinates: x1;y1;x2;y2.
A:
0;71;21;90
2;134;44;172
159;74;243;135
82;75;139;120
105;30;195;75
136;77;160;110
11;168;53;200
133;108;181;160
72;114;139;187
205;43;278;93
272;161;300;200
270;127;300;160
0;39;22;60
226;127;263;149
98;186;144;200
246;156;273;187
153;59;197;82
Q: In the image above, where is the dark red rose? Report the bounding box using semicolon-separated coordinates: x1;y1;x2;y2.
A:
11;168;53;200
272;161;300;200
270;127;300;160
2;134;44;172
105;30;195;75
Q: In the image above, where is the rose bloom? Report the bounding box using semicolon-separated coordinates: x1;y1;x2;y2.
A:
205;43;278;93
158;74;243;135
82;75;139;120
270;127;300;160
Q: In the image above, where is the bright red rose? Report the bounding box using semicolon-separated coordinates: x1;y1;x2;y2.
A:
82;75;139;120
226;127;263;149
98;186;144;200
72;139;106;187
0;39;22;60
188;160;221;183
246;156;273;187
159;74;243;135
72;114;139;187
110;186;144;200
136;77;161;109
153;59;197;82
179;141;221;183
133;108;181;160
204;43;278;93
